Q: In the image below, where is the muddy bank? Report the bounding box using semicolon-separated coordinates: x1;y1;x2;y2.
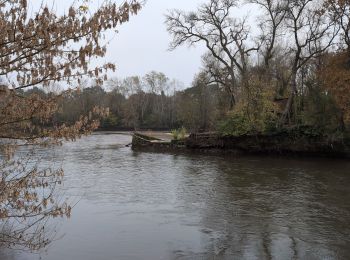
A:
187;132;350;157
132;132;350;158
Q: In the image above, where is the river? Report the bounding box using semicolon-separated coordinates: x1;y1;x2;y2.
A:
1;133;350;260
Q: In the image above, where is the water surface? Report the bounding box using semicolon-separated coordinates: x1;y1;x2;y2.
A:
2;133;350;259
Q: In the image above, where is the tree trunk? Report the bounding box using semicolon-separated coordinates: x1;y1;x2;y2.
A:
227;77;236;110
229;93;236;110
340;110;346;131
279;71;297;126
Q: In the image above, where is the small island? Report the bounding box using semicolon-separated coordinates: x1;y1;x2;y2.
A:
132;129;350;158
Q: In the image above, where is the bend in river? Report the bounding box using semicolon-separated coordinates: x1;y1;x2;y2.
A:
2;133;350;260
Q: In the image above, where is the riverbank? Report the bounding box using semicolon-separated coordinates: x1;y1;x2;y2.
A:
131;131;350;158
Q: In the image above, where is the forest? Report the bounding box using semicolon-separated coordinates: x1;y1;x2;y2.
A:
20;71;228;132
17;0;350;140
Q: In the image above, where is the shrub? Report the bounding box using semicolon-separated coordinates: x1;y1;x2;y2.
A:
179;126;187;139
171;129;179;140
101;114;119;128
219;95;278;136
219;111;253;136
171;127;187;140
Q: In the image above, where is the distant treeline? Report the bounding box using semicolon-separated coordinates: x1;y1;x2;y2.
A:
21;53;350;138
21;71;230;132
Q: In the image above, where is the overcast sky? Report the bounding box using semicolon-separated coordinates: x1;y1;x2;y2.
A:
41;0;254;88
109;0;207;87
107;0;255;87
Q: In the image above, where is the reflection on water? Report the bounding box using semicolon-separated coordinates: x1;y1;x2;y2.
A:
2;133;350;260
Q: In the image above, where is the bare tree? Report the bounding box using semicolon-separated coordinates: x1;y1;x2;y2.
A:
250;0;289;68
143;72;170;126
324;0;350;53
165;0;259;108
279;0;338;125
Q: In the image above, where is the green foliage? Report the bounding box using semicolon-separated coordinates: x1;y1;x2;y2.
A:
171;129;179;140
219;78;279;136
171;127;187;140
101;114;119;129
298;80;343;134
219;111;253;136
179;126;187;139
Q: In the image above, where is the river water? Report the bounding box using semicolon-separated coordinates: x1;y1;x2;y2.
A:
1;133;350;260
